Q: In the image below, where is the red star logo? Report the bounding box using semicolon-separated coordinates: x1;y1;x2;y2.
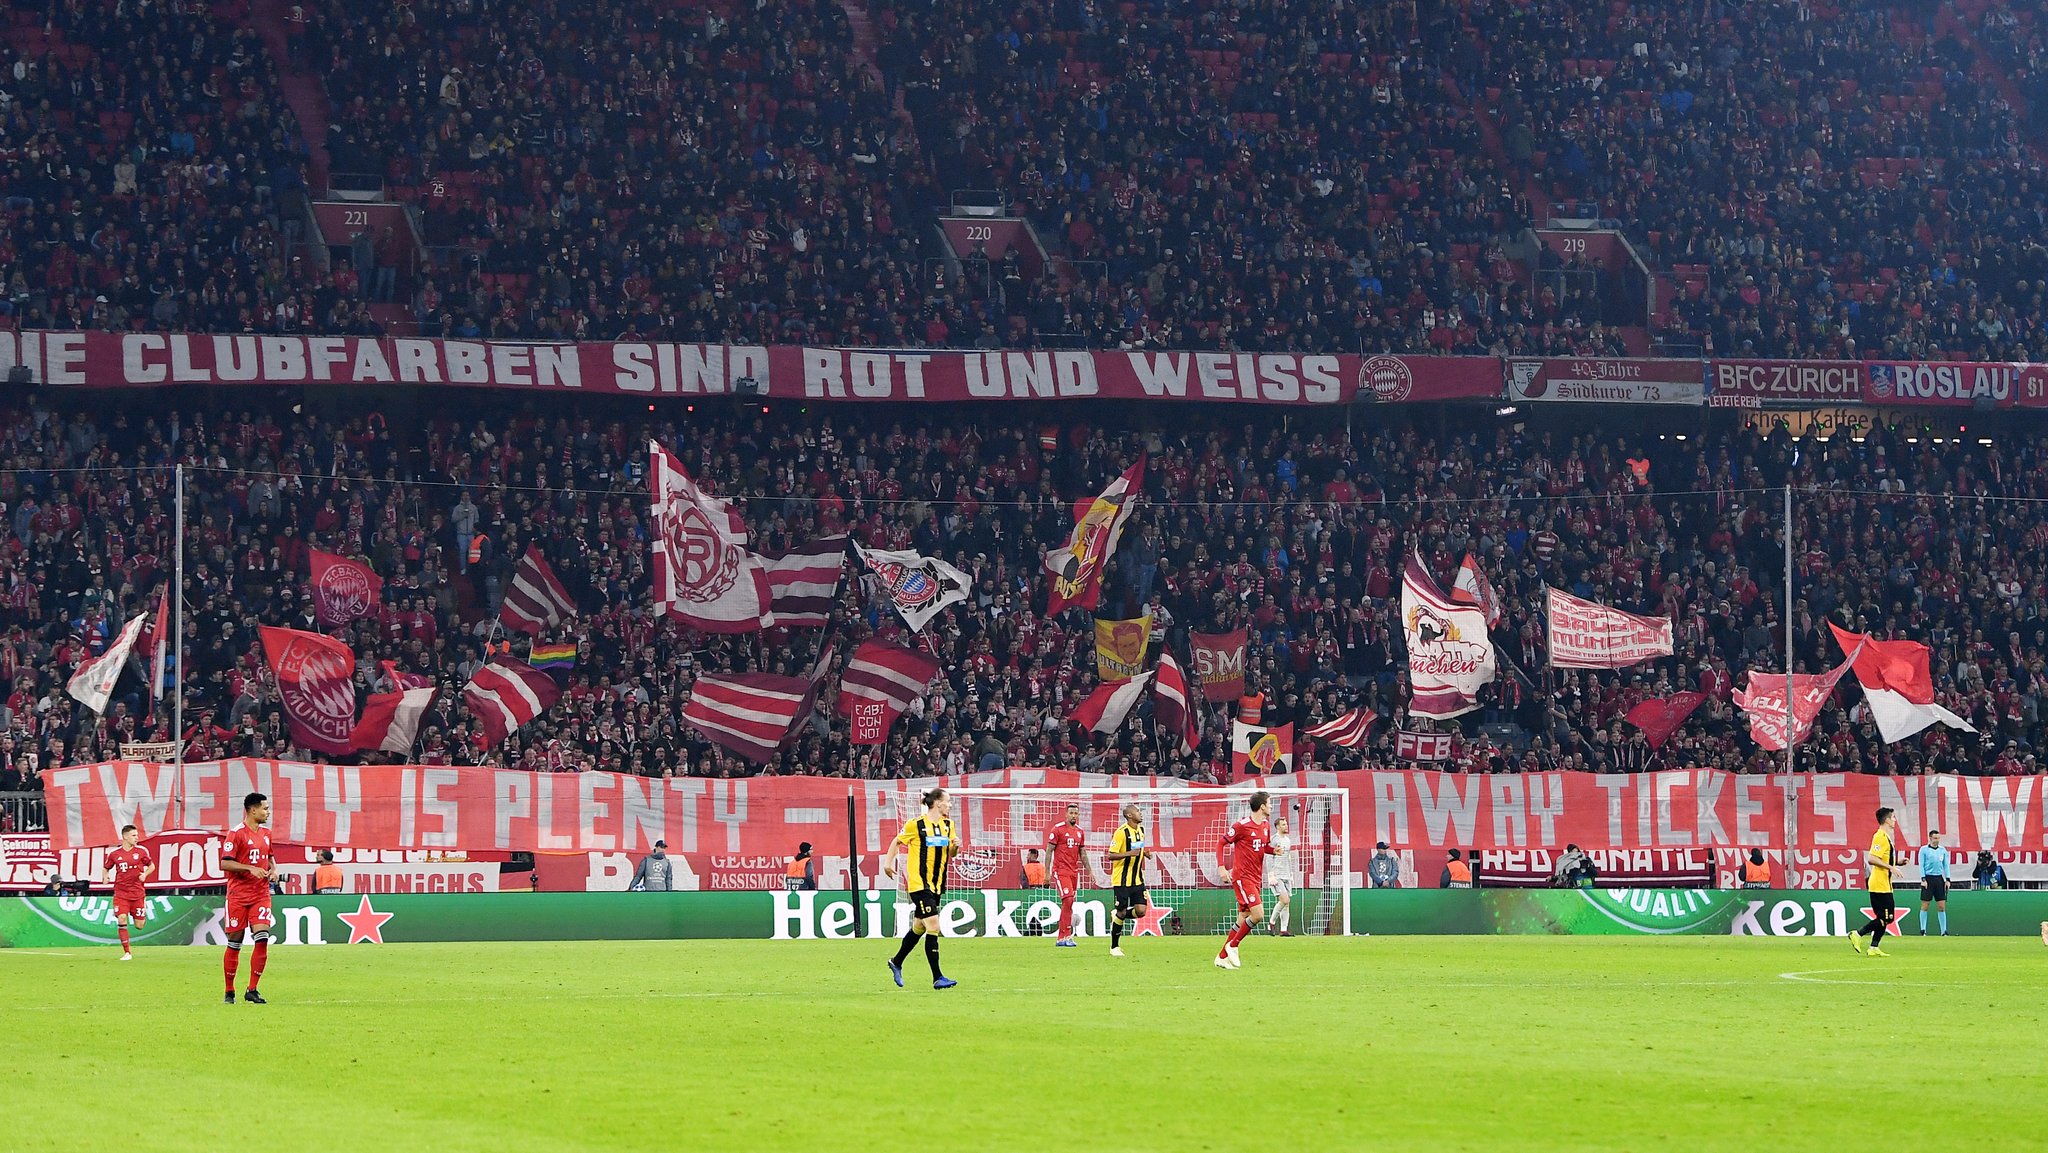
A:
1132;898;1174;937
1859;906;1909;937
337;895;394;944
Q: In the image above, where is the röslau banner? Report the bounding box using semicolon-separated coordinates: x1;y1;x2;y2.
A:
1861;359;2048;408
0;331;1499;407
39;763;2048;860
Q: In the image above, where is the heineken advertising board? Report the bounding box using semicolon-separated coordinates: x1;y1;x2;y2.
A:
5;890;2045;946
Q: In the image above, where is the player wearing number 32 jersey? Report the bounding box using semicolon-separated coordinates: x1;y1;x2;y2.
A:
102;823;154;961
1216;791;1280;970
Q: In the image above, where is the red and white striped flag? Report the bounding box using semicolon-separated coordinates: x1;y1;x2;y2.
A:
1068;671;1154;735
351;687;437;755
838;640;941;744
1151;652;1200;754
498;547;577;635
1306;707;1378;748
682;672;812;763
463;658;562;749
762;535;847;629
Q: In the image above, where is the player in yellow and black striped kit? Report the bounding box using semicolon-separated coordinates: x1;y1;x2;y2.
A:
885;787;959;989
1104;804;1152;957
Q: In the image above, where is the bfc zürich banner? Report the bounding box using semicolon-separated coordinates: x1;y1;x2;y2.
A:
0;331;1498;406
38;763;2048;872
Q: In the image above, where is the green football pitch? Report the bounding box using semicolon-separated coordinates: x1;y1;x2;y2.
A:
4;935;2043;1151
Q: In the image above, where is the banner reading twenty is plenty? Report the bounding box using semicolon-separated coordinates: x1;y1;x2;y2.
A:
37;762;2048;857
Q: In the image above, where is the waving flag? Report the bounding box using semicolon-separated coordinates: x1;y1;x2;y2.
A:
1827;622;1976;743
1306;708;1377;749
1190;629;1247;701
649;439;771;633
1403;552;1496;719
140;583;172;712
1045;458;1144;614
682;672;813;762
853;543;971;632
527;643;578;671
838;640;942;744
1732;647;1861;752
1151;652;1200;754
1231;721;1295;776
1068;671;1155;735
498;547;578;635
351;687;436;755
379;659;432;691
1624;692;1706;750
260;626;358;757
308;549;383;628
66;613;149;715
1545;588;1674;669
463;658;562;750
1450;553;1502;628
761;535;847;629
1093;616;1151;682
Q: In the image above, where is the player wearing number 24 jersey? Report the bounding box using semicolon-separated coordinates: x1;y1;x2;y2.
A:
1216;790;1280;970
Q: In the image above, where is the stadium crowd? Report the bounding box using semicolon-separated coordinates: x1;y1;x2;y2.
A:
0;390;2040;799
7;0;2048;360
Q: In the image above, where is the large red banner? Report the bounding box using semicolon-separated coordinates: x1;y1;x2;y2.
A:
38;763;2048;862
0;331;1498;406
1862;360;2048;408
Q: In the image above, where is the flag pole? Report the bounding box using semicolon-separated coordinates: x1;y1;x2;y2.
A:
1783;483;1794;777
173;462;185;775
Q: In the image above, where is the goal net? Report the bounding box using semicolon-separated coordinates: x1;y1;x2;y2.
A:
942;787;1351;937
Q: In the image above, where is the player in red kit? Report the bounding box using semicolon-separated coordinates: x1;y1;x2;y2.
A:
102;823;154;961
220;792;276;1004
1216;790;1280;970
1044;803;1088;947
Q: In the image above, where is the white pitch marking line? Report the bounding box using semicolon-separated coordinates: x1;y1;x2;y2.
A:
1779;968;1944;986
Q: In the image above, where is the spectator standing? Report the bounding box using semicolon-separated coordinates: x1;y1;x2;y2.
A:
783;842;818;892
1368;842;1401;889
1440;849;1474;889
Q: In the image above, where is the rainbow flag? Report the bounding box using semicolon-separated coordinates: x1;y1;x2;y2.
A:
528;642;577;670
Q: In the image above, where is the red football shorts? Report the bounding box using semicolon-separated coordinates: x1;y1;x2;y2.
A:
1055;871;1079;899
112;895;148;922
1234;878;1263;911
225;893;275;942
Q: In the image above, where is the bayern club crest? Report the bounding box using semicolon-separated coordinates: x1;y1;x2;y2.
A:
874;560;940;609
272;637;355;743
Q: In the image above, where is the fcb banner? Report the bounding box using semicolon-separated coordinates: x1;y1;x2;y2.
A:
1506;358;1706;406
1;331;1501;407
1544;588;1673;669
1093;617;1151;683
1395;730;1453;763
34;762;2048;858
1190;630;1247;701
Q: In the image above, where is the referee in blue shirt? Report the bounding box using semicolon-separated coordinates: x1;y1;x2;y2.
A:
1917;829;1950;936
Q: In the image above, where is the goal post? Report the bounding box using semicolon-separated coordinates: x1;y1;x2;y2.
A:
941;786;1352;937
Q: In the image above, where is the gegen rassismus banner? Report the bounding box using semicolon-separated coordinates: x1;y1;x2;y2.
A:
0;331;1498;406
38;763;2047;862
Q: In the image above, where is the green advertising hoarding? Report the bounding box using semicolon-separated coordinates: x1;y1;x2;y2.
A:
4;889;2044;946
